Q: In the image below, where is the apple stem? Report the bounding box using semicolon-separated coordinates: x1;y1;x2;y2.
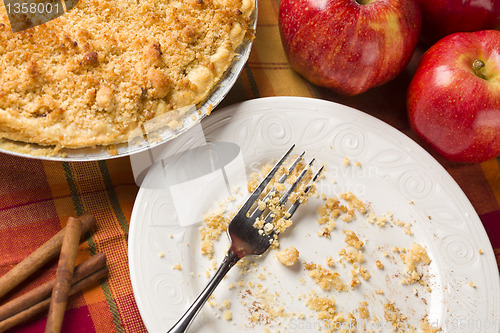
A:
472;59;487;80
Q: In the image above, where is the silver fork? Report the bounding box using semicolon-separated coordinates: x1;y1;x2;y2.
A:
167;145;324;333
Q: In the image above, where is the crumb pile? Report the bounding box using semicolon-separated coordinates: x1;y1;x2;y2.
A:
194;156;444;332
276;247;299;266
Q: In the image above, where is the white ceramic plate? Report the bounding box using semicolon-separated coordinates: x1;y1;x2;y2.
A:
0;5;257;162
129;97;500;333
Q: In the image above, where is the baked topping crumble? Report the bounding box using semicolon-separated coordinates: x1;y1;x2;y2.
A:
0;0;254;149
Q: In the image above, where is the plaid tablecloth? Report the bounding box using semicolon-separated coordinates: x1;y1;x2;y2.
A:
1;0;499;332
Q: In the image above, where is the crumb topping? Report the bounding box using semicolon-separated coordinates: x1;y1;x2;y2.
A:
0;0;255;148
276;247;299;266
304;262;347;292
400;243;431;285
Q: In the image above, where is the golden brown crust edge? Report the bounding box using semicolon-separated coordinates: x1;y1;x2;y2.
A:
0;0;255;149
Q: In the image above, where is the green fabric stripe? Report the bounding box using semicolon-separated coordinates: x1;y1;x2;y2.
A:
98;161;129;239
101;279;125;333
63;162;125;332
496;156;500;167
62;162;84;216
244;64;261;98
62;162;98;255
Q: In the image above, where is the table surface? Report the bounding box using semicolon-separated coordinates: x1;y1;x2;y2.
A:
1;0;499;332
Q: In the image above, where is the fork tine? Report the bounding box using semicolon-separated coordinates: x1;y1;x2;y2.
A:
285;165;324;219
249;151;305;220
261;164;323;235
262;158;316;224
279;158;315;205
277;151;305;184
238;144;295;215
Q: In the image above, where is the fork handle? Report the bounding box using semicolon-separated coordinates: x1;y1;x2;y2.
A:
166;250;240;333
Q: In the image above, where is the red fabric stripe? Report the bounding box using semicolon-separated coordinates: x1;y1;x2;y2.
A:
481;210;500;249
0;218;60;273
114;293;147;332
6;303;95;333
0;155;52;210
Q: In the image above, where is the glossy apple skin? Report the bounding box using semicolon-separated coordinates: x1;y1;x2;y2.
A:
279;0;421;96
417;0;500;45
408;30;500;163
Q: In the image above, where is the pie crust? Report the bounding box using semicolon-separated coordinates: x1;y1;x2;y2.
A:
0;0;255;150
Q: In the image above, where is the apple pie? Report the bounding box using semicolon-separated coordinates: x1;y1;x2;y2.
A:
0;0;255;151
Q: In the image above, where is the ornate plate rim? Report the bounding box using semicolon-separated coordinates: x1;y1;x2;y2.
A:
129;96;500;332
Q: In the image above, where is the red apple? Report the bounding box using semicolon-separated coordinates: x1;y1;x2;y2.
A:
417;0;500;45
279;0;421;96
407;30;500;163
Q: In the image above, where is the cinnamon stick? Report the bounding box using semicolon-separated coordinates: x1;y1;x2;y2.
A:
0;266;109;333
0;213;97;300
45;217;82;333
0;253;106;322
